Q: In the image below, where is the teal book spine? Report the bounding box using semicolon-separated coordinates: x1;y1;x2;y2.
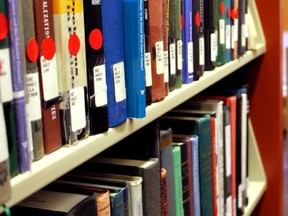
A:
216;0;226;66
123;0;146;118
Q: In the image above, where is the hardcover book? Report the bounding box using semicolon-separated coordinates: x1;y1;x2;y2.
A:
7;0;31;173
21;0;45;161
101;0;128;127
0;0;19;177
33;0;62;155
216;0;226;66
53;0;90;145
86;157;162;216
83;0;109;135
11;189;97;216
123;0;146;118
148;0;166;102
163;0;169;95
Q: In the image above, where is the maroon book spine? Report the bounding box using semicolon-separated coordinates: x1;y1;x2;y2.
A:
33;0;62;154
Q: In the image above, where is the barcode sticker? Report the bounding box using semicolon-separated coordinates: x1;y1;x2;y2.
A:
113;62;126;102
27;72;42;121
177;40;183;70
93;64;107;107
163;51;169;82
169;43;176;75
211;33;217;62
219;19;225;44
188;42;193;73
145;52;152;87
155;41;164;74
70;87;86;132
199;37;204;66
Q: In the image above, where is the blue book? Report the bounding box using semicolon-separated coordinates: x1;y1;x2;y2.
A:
102;0;127;127
7;0;31;173
123;0;146;119
182;0;194;84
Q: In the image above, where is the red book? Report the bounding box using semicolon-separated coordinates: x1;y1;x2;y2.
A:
33;0;62;154
148;0;166;102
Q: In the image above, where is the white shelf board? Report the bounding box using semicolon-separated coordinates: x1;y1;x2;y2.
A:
3;47;266;210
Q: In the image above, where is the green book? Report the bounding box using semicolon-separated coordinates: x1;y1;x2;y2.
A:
161;114;213;216
216;0;226;66
0;0;19;177
174;0;182;89
172;145;184;216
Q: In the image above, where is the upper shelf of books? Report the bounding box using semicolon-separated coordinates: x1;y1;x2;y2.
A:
3;0;266;211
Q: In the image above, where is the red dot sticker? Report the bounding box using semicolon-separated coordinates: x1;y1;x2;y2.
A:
181;15;184;29
220;2;225;15
0;13;8;40
68;34;80;55
42;37;56;60
228;7;231;18
89;29;103;50
195;12;200;27
26;38;39;63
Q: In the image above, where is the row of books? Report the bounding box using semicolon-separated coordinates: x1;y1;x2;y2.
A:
6;85;249;215
0;0;249;206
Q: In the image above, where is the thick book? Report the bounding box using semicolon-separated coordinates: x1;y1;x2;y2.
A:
144;0;153;106
11;189;97;216
21;0;45;162
53;0;90;145
193;0;205;80
123;0;146;118
237;0;247;57
148;0;166;102
224;0;232;63
33;0;62;155
231;0;239;60
0;100;12;205
101;0;127;127
204;0;217;71
160;114;213;216
172;145;184;216
162;0;169;95
86;157;162;216
161;168;168;216
67;171;143;216
83;0;109;135
7;0;31;173
172;136;194;216
182;0;194;83
56;178;128;216
0;0;19;177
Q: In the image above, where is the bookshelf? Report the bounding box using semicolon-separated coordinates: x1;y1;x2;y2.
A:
1;0;283;215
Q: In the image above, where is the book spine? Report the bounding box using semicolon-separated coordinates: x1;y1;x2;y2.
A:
21;0;45;161
144;0;152;106
163;0;169;95
174;0;182;88
123;0;146;118
182;0;194;84
0;0;19;177
53;0;90;145
7;0;31;173
216;0;226;66
101;0;127;127
232;0;238;59
172;146;184;216
0;96;12;205
96;190;111;216
224;0;232;63
33;0;62;154
161;168;168;216
149;0;166;102
83;0;109;134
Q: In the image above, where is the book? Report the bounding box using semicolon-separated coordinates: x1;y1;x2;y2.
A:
66;171;143;216
204;0;217;71
163;0;169;96
160;114;213;216
101;0;128;127
216;0;226;66
148;0;166;102
53;0;90;145
224;0;232;63
231;0;239;60
33;0;62;155
0;0;19;177
0;98;12;205
7;0;31;173
11;189;97;216
83;0;109;135
86;156;162;216
123;0;146;118
144;0;153;106
161;168;168;216
56;178;128;216
193;0;205;80
21;0;45;162
172;136;193;215
237;0;247;57
182;0;194;83
172;145;184;216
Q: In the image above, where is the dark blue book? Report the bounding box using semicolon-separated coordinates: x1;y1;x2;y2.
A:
123;0;146;119
182;0;194;84
102;0;127;127
83;0;109;135
7;0;31;173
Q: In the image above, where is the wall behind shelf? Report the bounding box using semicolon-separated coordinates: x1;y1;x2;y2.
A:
248;0;283;215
